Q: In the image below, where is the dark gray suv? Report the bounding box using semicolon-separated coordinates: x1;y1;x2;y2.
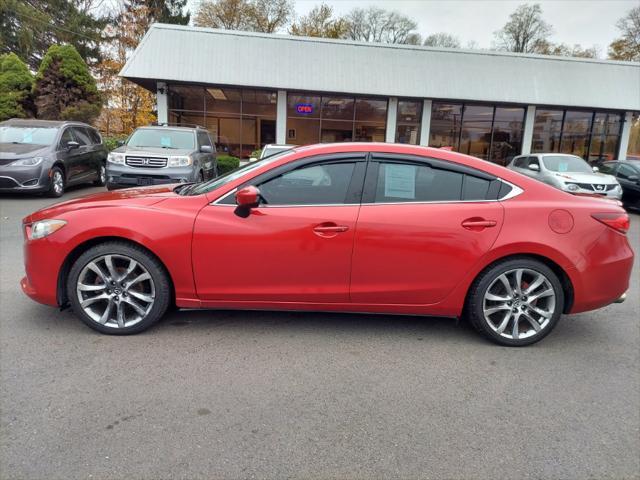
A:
106;125;218;190
0;118;108;197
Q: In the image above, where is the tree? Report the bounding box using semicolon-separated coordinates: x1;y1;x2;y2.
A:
248;0;293;33
344;6;419;44
33;44;102;123
127;0;190;25
539;42;599;59
494;3;552;53
95;1;156;134
0;53;35;120
194;0;252;30
423;32;461;48
289;3;348;38
0;0;108;69
608;6;640;61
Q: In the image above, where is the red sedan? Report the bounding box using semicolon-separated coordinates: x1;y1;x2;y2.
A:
21;143;633;346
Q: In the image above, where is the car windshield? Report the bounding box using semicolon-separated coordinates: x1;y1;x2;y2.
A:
0;126;59;146
542;155;592;174
127;129;195;149
181;149;296;196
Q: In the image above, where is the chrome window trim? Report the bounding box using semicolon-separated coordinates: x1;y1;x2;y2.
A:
209;179;523;207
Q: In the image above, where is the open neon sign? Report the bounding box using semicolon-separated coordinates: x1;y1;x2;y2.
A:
296;103;314;115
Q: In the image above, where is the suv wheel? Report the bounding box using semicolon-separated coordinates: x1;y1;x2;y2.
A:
94;162;107;186
465;258;564;346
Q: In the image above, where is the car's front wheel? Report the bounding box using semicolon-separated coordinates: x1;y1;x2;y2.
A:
94;162;107;186
466;258;564;346
67;242;171;334
48;166;65;197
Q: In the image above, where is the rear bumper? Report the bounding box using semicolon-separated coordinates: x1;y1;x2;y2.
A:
568;228;634;313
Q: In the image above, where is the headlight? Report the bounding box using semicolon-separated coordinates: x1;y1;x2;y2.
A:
11;156;44;166
566;183;579;192
107;152;124;164
168;156;192;167
28;219;67;240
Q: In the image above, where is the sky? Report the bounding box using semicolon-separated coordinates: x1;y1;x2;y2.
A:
289;0;636;54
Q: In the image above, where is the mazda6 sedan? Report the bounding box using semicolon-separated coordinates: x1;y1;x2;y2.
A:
21;143;634;346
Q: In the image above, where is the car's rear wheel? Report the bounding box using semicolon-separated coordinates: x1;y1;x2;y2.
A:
466;258;564;346
94;162;106;186
67;242;170;334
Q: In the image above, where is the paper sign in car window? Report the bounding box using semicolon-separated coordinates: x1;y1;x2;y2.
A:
160;136;172;147
385;164;416;199
558;162;568;172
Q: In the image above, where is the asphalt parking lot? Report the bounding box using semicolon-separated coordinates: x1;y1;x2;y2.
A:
0;186;639;480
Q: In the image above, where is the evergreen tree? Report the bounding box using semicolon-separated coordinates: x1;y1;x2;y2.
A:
33;44;102;123
0;52;35;120
126;0;190;25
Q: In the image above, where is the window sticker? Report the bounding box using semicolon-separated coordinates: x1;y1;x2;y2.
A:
160;136;172;147
385;164;416;199
558;162;568;172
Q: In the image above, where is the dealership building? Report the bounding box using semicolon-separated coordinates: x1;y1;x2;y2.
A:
121;24;640;163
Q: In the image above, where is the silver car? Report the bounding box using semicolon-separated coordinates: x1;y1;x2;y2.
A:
508;153;622;199
106;125;218;190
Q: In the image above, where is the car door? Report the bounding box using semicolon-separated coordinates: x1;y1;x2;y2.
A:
350;154;504;305
192;153;367;303
57;127;82;184
616;163;640;205
69;127;95;182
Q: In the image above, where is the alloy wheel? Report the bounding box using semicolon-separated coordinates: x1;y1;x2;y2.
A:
76;254;156;328
99;165;106;184
482;268;556;340
52;170;64;195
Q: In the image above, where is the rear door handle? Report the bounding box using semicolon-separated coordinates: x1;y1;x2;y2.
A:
461;218;497;230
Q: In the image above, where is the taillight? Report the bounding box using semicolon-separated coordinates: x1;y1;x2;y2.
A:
591;212;630;234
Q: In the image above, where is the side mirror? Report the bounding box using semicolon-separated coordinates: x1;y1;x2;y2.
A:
235;186;260;209
67;141;80;150
528;163;540;172
116;140;125;147
200;145;213;153
592;166;600;173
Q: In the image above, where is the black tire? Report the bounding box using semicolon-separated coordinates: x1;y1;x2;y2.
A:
94;161;107;186
67;241;171;335
48;166;65;197
465;257;564;347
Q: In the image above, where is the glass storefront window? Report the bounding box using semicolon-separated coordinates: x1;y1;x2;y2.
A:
628;112;640;161
395;100;422;145
459;105;494;161
287;93;387;146
168;85;276;159
532;109;563;153
429;103;463;149
560;110;592;158
490;107;525;165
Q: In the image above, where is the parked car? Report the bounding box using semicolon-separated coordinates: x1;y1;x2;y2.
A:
21;143;633;346
507;153;622;199
0;118;107;197
249;144;295;162
106;125;218;190
597;160;640;210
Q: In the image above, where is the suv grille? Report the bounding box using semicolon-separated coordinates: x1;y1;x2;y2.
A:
125;156;167;168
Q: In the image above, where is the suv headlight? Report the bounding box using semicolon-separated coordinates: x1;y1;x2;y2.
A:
11;156;44;166
107;152;124;164
565;183;579;192
28;219;67;240
168;156;192;167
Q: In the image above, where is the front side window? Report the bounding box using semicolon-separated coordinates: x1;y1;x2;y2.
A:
617;164;637;180
542;155;591;173
127;129;195;150
374;162;463;203
72;127;92;146
197;132;212;148
59;128;74;148
259;162;356;205
0;126;59;146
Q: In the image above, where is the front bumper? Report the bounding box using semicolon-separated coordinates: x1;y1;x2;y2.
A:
106;163;196;188
562;184;623;199
0;164;50;193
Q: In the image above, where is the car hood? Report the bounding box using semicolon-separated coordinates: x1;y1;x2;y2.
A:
0;144;50;163
550;171;618;184
113;146;193;156
24;184;182;223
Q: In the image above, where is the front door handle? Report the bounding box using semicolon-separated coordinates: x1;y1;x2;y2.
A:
461;218;497;231
313;222;349;237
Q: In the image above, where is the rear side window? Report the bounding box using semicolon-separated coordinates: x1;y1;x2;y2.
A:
374;162;463;202
258;162;356;205
87;128;101;144
462;175;492;200
72;127;92;146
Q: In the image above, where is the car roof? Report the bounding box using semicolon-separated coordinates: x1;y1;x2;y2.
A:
0;118;93;128
264;144;296;148
137;125;205;132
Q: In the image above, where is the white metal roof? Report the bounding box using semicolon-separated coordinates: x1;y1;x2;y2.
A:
121;24;640;111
